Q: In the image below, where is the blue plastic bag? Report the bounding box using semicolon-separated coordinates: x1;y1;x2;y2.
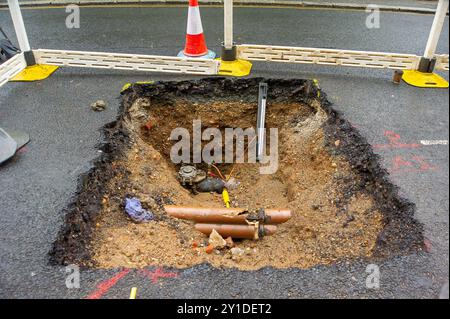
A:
124;197;155;223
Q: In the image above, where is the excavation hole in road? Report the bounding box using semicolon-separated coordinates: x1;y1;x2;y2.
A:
50;78;424;270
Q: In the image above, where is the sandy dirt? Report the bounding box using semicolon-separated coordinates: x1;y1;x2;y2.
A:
91;98;384;270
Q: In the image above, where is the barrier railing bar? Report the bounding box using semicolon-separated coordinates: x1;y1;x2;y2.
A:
33;49;221;75
237;45;423;70
0;53;27;88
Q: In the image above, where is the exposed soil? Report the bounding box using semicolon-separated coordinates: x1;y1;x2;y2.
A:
49;78;424;270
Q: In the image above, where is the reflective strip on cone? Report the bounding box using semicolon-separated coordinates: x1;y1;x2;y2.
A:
187;6;203;35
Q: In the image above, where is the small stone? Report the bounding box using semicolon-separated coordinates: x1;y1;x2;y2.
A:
209;229;226;249
225;237;234;248
230;247;245;259
334;140;341;147
91;100;106;112
331;162;337;168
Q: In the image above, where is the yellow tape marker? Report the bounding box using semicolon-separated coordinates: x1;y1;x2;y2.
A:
222;189;230;208
129;287;137;299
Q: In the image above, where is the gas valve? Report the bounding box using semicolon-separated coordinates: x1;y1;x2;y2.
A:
177;165;207;187
177;165;228;194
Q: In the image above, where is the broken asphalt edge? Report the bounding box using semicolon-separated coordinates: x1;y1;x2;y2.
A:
48;77;424;269
0;0;445;15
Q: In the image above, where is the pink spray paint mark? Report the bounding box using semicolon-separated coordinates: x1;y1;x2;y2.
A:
86;268;131;299
140;267;178;284
391;155;438;174
374;130;421;150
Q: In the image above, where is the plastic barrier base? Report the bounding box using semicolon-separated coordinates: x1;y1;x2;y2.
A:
402;70;449;88
10;64;59;82
217;59;252;77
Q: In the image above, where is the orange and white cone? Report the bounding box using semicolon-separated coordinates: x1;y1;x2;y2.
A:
178;0;216;59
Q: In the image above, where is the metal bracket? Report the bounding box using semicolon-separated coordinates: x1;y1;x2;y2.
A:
418;57;437;73
246;208;272;224
221;42;237;62
23;50;36;66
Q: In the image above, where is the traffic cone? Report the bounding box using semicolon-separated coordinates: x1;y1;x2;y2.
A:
178;0;215;59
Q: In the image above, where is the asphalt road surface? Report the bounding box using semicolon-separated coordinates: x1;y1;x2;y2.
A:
0;5;448;299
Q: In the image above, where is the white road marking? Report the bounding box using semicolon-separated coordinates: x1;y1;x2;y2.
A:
420;140;449;146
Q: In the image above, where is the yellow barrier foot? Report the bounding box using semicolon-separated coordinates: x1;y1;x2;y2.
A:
402;70;449;88
217;59;252;77
10;64;59;82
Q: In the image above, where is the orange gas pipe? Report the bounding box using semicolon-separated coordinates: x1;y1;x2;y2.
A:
195;223;277;239
164;206;291;225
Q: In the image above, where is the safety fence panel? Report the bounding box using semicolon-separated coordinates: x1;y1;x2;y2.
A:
237;45;421;70
435;54;449;71
33;49;220;75
0;53;26;87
